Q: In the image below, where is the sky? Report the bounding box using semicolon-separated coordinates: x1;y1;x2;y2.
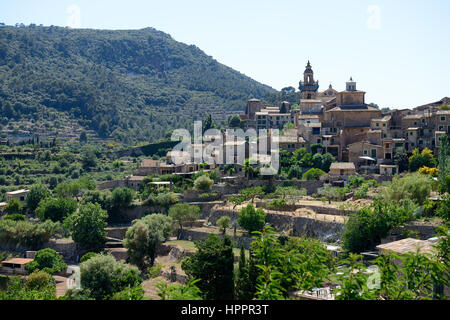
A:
1;0;449;109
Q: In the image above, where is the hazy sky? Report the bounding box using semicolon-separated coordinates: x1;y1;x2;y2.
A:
1;0;449;109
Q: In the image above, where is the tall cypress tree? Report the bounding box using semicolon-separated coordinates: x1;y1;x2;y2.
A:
235;244;256;300
181;234;234;300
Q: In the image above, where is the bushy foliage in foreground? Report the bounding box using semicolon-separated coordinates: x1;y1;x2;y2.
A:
80;254;142;300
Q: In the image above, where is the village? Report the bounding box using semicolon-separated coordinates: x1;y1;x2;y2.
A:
0;61;448;300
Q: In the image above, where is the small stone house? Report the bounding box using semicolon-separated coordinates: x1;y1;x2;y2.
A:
329;162;356;176
6;189;29;206
0;258;34;275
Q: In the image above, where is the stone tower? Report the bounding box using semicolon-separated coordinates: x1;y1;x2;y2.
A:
299;60;319;100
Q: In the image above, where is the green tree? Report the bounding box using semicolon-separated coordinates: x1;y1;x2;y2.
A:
79;131;88;144
36;197;78;222
334;254;377;300
123;214;173;269
193;175;214;192
202;114;216;134
25;248;67;275
302;168;325;181
342;200;417;253
240;186;265;203
80;252;98;263
382;173;433;205
235;244;254;300
394;148;409;173
80;254;142;300
438;134;450;192
317;186;341;204
81;149;98;170
408;148;437;172
24;270;55;291
168;203;201;233
237;204;266;234
4;198;22;214
216;216;231;235
182;234;234;300
26;183;51;212
63;203;108;252
228;115;242;128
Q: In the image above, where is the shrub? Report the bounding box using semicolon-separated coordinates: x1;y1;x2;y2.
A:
111;286;145;300
354;184;369;199
80;252;98;263
4;198;22;214
409;148;437;172
156;278;203;300
80;254;142;300
342;201;418;253
302;168;326;181
382;173;433;205
0;219;61;249
436;195;450;221
194;175;214;192
266;198;288;210
237;204;266;234
418;166;439;177
3;214;26;221
146;265;162;279
216;216;231;234
0;275;56;300
146;192;179;209
25;248;67;275
36;197;78;222
24;270;55;291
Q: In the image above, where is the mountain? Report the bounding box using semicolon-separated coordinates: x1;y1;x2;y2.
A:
0;25;275;144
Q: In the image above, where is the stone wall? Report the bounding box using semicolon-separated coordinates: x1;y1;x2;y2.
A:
43;239;83;263
208;207;344;242
293;217;343;242
179;229;254;249
97;180;127;191
106;227;128;240
255;201;353;216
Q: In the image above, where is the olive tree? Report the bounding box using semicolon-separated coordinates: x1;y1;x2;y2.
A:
124;214;173;269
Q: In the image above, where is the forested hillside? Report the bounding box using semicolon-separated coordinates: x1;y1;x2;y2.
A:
0;25;275;144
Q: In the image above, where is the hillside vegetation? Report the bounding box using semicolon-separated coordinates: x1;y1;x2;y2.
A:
0;25;274;144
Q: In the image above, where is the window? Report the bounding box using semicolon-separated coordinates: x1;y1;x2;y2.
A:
376;123;379;127
441;117;446;121
439;126;444;131
371;149;377;158
383;123;386;127
363;150;368;155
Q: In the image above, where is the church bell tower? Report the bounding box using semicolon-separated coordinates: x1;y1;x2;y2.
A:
299;60;319;100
